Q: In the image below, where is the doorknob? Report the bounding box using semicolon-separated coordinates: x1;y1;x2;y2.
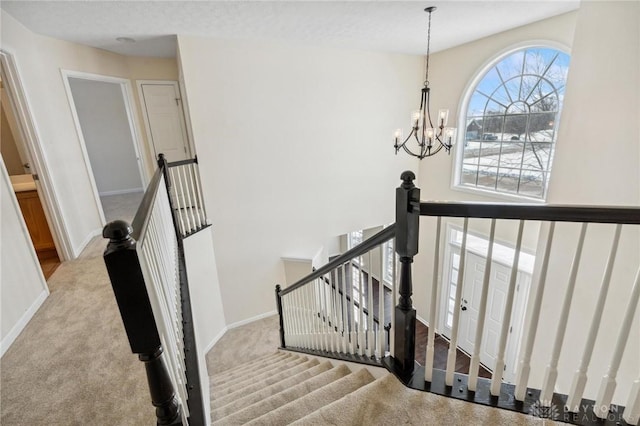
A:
461;305;467;311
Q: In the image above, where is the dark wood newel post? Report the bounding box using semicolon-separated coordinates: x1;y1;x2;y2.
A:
275;285;286;348
103;220;182;426
394;170;420;375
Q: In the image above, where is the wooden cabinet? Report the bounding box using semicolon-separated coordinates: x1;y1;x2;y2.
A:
16;189;57;259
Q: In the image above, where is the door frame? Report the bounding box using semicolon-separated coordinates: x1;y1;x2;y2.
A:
0;49;72;261
61;70;149;226
439;222;532;382
136;80;191;160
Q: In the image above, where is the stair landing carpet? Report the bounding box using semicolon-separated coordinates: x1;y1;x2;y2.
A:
210;351;564;425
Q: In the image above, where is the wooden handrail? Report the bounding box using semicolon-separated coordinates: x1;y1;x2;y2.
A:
279;224;396;297
130;167;162;241
420;201;640;224
167;157;198;167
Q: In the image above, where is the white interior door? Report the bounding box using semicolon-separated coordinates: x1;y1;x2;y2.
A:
139;82;190;162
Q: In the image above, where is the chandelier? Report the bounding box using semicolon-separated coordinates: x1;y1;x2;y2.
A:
394;6;457;159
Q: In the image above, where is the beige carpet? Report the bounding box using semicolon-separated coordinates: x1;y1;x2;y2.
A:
209;349;565;425
0;238;153;425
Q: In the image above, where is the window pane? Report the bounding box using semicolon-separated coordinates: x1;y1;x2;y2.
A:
461;164;477;186
519;171;545;198
477;166;498;189
458;47;568;199
496;170;520;194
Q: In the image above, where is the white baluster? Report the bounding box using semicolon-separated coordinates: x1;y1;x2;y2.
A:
193;163;209;225
185;164;202;229
514;221;555;400
179;166;198;232
594;265;640;419
190;163;206;226
367;251;374;358
624;377;640;425
169;168;186;236
331;271;339;352
446;218;469;386
468;219;496;392
490;219;524;396
378;243;384;359
174;167;192;233
425;217;442;383
320;277;328;351
349;261;356;354
540;222;588;404
340;264;349;354
358;255;365;356
567;224;623;411
390;250;397;358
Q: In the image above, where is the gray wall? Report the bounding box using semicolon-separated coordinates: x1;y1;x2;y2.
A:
68;78;142;196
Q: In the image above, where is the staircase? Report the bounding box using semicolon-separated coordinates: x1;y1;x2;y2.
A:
209;351;557;425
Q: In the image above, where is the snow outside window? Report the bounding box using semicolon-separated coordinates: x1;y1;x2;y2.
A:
457;46;570;199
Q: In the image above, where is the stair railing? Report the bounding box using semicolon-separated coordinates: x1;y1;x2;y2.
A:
276;224;397;364
158;154;209;238
103;155;207;425
383;171;640;426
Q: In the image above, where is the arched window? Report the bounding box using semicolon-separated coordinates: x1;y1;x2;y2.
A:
457;46;570;199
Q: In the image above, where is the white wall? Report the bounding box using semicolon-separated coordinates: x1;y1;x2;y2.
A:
527;1;640;404
0;157;48;355
67;78;143;196
411;11;578;326
178;35;421;324
1;11;178;257
182;227;225;423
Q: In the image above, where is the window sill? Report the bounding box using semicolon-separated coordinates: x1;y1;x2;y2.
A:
450;183;547;204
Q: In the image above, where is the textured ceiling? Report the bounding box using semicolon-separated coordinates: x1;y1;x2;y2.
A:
1;1;580;58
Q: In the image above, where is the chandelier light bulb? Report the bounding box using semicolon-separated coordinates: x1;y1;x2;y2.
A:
438;109;449;127
394;128;403;140
444;128;457;146
411;111;421;127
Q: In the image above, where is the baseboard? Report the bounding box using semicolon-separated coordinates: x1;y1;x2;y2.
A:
1;290;48;357
73;228;102;258
203;326;228;354
227;310;277;330
99;188;144;197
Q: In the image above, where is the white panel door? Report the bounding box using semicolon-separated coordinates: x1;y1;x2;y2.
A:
452;253;513;374
140;82;189;162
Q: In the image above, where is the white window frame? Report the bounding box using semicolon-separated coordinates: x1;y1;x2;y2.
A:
451;41;571;202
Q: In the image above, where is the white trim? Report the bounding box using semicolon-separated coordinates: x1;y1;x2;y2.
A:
451;40;572;202
226;311;278;330
0;50;72;260
72;228;102;259
1;290;48;357
61;70;151;229
99;187;144;197
204;327;228;354
136;80;191;160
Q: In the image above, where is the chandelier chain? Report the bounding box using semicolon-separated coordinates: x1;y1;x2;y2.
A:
424;9;432;87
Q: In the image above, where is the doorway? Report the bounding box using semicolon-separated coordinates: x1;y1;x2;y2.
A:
440;225;532;383
1;58;61;278
62;71;148;224
137;80;190;163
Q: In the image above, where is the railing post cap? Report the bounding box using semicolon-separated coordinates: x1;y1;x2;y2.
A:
400;171;416;187
103;220;133;242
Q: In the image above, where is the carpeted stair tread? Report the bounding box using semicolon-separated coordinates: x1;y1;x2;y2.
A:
211;352;287;385
290;373;562;426
211;352;293;386
245;367;375;426
213;355;308;398
212;364;353;425
211;360;332;420
211;358;323;409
